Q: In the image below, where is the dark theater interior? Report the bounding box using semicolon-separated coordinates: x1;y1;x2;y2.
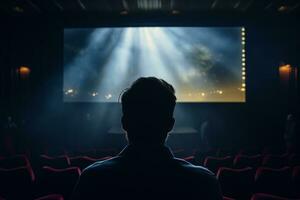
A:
0;0;300;199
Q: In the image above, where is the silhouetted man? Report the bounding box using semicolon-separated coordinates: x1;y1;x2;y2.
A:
72;77;222;200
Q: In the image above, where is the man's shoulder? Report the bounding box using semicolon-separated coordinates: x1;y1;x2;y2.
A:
173;157;215;177
83;156;122;174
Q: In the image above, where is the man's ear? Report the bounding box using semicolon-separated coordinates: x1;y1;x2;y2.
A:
121;116;128;132
166;117;175;132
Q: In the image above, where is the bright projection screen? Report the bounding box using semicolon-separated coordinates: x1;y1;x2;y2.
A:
64;27;246;102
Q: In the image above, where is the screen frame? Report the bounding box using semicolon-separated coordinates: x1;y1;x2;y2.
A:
63;19;247;104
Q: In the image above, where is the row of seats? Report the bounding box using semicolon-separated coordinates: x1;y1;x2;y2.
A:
1;164;299;200
217;166;300;199
0;154;112;170
0;165;80;200
184;154;300;172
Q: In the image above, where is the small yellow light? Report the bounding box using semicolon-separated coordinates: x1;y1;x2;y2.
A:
242;76;246;80
242;54;246;58
242;67;246;71
120;10;128;15
242;58;246;62
242;49;245;53
242;72;246;75
201;92;205;97
67;89;73;93
241;88;245;92
242;37;245;41
242;32;245;36
172;10;180;15
241;27;245;32
242;41;246;45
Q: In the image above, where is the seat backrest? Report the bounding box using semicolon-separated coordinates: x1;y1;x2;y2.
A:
234;154;262;169
0;166;35;199
0;154;30;168
204;156;233;173
292;166;300;197
251;193;294;200
39;166;81;200
40;155;70;168
223;196;235;200
34;194;64;200
217;167;254;200
70;156;111;170
255;167;292;197
262;154;289;168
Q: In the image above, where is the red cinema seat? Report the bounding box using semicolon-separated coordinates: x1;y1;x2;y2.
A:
251;193;299;200
0;154;30;168
223;196;235;200
40;155;70;168
70;156;111;170
255;167;292;197
234;154;262;169
292;166;300;197
39;166;81;200
204;156;233;173
217;167;254;200
262;154;289;168
35;194;64;200
0;166;35;199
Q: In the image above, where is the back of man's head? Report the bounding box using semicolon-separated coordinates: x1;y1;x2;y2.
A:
121;77;176;145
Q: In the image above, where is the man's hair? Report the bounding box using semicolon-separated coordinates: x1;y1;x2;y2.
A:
121;77;176;144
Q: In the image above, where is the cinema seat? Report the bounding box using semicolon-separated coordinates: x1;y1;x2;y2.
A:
223;196;235;200
251;193;298;200
70;156;111;170
234;154;262;169
255;167;292;197
0;154;30;168
38;166;81;199
183;155;195;163
217;167;254;200
35;194;64;200
292;166;300;197
204;156;233;173
262;154;289;168
0;166;35;199
40;155;70;168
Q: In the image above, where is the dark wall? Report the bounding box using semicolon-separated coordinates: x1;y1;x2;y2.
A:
0;15;299;153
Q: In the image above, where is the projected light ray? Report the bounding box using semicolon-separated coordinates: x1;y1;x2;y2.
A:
64;29;112;89
150;28;218;93
95;28;135;97
64;27;245;102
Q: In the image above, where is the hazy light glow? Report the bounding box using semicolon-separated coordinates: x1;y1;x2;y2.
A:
64;27;245;102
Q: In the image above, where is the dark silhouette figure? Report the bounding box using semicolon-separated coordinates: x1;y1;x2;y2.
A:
72;77;222;200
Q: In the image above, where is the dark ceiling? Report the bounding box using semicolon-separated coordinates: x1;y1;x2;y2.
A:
1;0;300;16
